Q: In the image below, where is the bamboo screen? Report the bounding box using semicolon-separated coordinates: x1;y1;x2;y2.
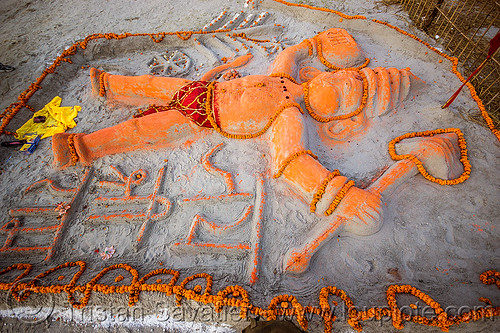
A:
399;0;499;126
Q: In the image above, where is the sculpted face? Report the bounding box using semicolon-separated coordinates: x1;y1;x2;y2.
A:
308;71;369;141
308;70;364;115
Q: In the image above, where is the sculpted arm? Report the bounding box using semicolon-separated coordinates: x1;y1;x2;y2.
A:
272;108;384;274
201;54;253;81
267;38;315;78
269;106;349;215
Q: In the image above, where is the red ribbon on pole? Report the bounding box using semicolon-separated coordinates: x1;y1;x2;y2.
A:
442;31;500;109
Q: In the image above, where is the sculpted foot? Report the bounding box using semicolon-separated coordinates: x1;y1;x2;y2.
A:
52;133;90;169
52;133;76;169
90;67;105;97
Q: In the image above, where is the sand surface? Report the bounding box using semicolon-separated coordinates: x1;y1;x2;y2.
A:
0;0;499;332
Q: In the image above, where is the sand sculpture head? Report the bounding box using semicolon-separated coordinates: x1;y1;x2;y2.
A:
307;70;365;117
301;28;426;142
306;70;368;141
299;28;371;141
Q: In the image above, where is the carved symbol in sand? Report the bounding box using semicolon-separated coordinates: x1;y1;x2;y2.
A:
325;30;351;46
148;50;191;76
173;143;264;284
87;165;172;245
1;169;93;260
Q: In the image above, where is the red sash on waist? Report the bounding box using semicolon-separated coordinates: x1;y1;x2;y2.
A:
135;81;217;128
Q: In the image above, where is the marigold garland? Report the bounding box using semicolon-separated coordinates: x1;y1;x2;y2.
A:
67;134;79;165
98;72;106;97
310;170;341;213
269;72;299;84
1;262;497;332
273;150;318;179
388;128;471;185
305;39;313;56
324;180;355;216
480;270;500;288
231;32;270;43
271;0;367;19
303;69;368;122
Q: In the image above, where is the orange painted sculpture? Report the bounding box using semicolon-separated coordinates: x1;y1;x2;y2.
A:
52;29;464;273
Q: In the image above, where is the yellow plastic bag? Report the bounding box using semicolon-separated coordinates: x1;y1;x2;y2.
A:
16;96;80;140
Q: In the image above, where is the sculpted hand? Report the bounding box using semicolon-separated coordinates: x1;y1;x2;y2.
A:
282;186;383;274
333;186;383;236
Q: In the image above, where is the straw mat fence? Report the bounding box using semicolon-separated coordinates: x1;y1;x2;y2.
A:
398;0;499;127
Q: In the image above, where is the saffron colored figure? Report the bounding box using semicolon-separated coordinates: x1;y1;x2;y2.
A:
52;29;426;245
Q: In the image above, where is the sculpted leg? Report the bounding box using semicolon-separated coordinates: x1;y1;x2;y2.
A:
90;68;191;106
52;111;204;168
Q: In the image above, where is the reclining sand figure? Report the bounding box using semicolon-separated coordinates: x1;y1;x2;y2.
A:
52;29;464;272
